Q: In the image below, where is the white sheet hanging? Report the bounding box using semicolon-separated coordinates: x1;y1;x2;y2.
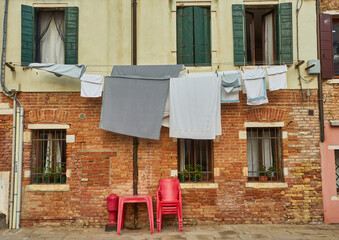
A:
242;69;268;106
267;65;288;91
80;74;103;98
170;75;221;139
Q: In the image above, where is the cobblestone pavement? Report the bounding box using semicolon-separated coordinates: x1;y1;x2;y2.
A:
1;224;339;240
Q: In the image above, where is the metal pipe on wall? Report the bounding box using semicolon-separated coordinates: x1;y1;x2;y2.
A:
16;107;24;228
315;0;325;142
9;98;16;229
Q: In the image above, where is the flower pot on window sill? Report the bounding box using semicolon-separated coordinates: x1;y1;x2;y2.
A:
61;176;66;184
35;176;42;184
44;176;51;184
192;175;201;183
179;175;185;183
259;176;268;182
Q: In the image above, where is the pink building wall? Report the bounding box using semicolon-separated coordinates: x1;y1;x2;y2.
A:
321;121;339;223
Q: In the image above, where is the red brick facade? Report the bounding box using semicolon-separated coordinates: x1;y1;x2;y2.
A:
0;88;324;227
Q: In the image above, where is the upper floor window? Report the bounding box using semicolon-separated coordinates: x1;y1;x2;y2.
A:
233;3;293;66
333;18;339;77
21;5;78;66
178;139;213;183
177;6;211;66
31;129;67;184
247;128;284;182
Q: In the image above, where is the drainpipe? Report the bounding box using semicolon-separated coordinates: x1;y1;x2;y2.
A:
132;0;139;229
9;98;16;229
16;107;24;228
316;0;325;142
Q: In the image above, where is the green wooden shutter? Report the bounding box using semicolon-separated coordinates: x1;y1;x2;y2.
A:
177;7;194;66
21;5;35;66
276;3;293;65
194;6;211;66
65;7;79;64
232;5;245;66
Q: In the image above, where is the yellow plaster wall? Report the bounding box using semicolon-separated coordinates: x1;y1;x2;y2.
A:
3;0;318;92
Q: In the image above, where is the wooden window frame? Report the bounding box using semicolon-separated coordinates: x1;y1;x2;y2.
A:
177;139;214;183
31;129;67;184
333;18;339;78
247;128;284;182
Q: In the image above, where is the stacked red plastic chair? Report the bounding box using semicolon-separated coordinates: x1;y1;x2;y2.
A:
156;178;183;233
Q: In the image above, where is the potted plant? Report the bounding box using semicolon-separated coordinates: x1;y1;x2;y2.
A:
259;165;268;182
192;164;203;182
34;162;43;184
178;165;191;183
43;167;53;183
54;165;66;183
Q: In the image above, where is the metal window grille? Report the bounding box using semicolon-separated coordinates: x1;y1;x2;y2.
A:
247;128;284;182
335;150;339;193
31;129;66;184
178;139;213;183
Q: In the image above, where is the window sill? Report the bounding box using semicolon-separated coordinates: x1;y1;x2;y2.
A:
185;66;212;71
180;183;218;189
26;184;70;192
245;182;288;189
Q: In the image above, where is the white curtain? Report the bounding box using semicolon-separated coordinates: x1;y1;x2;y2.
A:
44;133;62;173
264;13;274;65
247;130;273;177
247;133;259;177
44;133;53;172
39;12;65;64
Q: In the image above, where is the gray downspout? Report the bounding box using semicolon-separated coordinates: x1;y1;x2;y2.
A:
16;107;24;228
132;0;139;229
9;98;16;229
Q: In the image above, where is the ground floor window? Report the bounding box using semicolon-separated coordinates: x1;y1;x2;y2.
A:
178;139;213;183
31;129;66;184
247;128;283;182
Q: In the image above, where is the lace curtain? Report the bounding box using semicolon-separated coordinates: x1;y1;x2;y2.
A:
38;12;65;64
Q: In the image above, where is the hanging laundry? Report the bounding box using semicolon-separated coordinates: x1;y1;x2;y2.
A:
100;65;185;140
266;65;288;91
221;89;240;103
29;63;87;79
218;71;241;103
80;74;103;98
242;68;268;106
170;75;221;139
220;71;241;93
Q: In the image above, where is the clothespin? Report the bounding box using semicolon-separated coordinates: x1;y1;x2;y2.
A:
187;69;190;74
215;69;218;77
283;61;285;66
241;67;244;73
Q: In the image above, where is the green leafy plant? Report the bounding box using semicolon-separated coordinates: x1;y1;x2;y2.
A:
267;166;276;176
259;165;267;176
193;164;203;182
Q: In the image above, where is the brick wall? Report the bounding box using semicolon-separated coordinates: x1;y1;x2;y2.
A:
320;0;339;12
0;89;323;227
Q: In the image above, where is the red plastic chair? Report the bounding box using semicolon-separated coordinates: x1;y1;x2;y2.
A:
157;178;183;233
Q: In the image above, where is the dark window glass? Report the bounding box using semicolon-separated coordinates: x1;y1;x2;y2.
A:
31;129;67;184
178;139;213;183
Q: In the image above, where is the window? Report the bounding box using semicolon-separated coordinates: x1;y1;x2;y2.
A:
178;139;213;183
333;18;339;77
177;6;211;66
335;150;339;193
21;5;78;66
245;7;276;65
31;130;67;184
247;128;283;182
232;3;293;66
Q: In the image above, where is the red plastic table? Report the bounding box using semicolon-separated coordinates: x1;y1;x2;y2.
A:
117;195;154;235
